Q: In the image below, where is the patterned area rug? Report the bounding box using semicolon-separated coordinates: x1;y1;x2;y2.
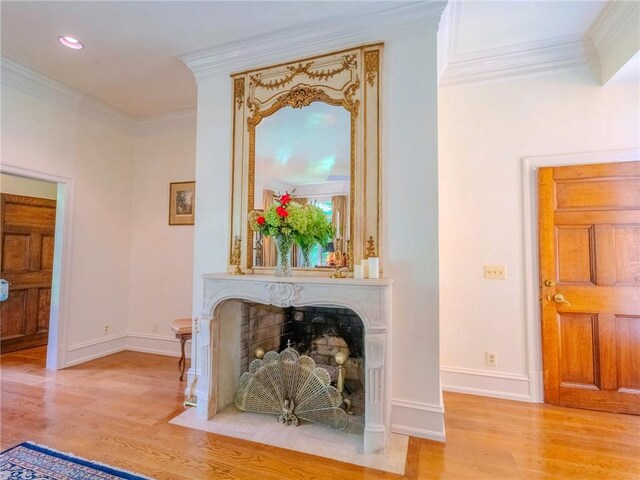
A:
0;442;154;479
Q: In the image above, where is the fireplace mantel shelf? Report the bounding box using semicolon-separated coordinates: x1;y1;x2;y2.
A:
202;272;393;287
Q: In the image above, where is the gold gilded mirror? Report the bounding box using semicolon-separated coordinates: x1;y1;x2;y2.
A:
229;44;383;275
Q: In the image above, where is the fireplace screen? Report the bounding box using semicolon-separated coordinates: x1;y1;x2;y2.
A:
235;346;348;429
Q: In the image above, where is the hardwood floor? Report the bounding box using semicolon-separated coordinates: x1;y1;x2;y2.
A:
2;348;639;479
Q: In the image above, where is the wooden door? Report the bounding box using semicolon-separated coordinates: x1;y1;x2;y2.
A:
1;194;56;353
539;161;640;414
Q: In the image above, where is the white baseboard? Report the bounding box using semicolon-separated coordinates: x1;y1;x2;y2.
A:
126;333;191;358
441;366;531;402
390;399;445;442
391;424;446;442
64;333;190;368
65;334;128;367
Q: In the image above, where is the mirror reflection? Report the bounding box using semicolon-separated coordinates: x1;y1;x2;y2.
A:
253;102;350;269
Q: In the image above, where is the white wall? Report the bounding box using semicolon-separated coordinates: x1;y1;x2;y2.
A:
1;84;134;364
1;173;57;199
438;66;640;401
190;20;444;440
127;124;196;355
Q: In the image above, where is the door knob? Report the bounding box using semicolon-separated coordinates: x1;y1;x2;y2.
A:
553;293;570;306
544;280;555;287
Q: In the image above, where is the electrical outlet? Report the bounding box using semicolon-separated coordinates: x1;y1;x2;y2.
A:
152;324;158;333
102;323;110;334
484;265;506;280
486;351;497;367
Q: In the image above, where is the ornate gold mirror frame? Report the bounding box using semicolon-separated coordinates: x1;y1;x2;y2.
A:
229;43;382;275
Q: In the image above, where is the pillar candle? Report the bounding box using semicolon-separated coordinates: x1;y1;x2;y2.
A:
353;264;364;279
361;260;369;278
368;257;380;279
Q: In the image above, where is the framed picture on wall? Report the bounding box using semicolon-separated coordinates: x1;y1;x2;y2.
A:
169;181;195;225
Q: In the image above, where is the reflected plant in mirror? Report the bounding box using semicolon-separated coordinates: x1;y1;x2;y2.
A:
295;205;335;268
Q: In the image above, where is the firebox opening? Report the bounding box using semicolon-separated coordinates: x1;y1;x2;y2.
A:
239;303;366;418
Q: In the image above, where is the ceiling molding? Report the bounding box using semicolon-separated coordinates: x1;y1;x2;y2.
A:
588;0;639;84
133;106;197;136
179;2;446;83
1;56;196;135
437;0;463;79
589;0;639;59
439;34;597;87
1;55;134;134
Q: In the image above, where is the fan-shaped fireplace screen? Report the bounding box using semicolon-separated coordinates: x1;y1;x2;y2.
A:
235;347;348;429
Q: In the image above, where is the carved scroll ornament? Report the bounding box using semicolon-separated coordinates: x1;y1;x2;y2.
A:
266;283;301;308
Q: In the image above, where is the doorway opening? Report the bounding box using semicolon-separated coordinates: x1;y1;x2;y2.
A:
1;174;57;359
0;167;74;370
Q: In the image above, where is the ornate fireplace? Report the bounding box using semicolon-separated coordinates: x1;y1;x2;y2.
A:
191;273;392;454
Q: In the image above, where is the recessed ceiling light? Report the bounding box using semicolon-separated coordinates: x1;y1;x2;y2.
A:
58;35;83;50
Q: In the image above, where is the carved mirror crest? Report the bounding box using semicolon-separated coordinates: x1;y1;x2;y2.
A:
229;44;382;275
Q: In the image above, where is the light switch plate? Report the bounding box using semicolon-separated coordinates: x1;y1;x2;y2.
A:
484;265;506;279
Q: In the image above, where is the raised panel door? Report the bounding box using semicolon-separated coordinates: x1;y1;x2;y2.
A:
539;161;640;414
1;194;56;353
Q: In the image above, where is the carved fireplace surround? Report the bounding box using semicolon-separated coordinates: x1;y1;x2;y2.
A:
193;273;393;454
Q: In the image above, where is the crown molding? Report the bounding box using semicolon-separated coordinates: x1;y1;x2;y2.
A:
440;34;597;87
437;0;463;80
1;56;197;135
133;106;197;136
179;2;446;83
1;55;135;134
589;0;640;59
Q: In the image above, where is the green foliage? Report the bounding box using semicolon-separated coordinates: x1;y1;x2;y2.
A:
249;194;309;239
249;194;335;253
297;205;335;248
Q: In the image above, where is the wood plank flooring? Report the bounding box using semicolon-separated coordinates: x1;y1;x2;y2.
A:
2;347;639;479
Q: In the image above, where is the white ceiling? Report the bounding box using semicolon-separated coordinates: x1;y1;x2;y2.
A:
454;1;606;56
0;1;402;117
1;1;613;118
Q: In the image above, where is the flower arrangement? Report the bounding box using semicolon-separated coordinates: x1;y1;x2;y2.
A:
249;192;308;239
249;192;335;273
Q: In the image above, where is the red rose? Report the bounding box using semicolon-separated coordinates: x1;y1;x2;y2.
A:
276;206;288;217
280;193;292;205
257;216;265;225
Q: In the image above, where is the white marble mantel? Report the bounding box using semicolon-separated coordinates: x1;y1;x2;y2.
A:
194;273;393;454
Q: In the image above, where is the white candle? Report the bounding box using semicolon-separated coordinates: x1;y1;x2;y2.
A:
368;257;380;279
353;264;364;279
361;260;369;278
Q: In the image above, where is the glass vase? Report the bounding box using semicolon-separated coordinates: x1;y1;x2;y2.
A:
274;235;294;277
300;244;314;268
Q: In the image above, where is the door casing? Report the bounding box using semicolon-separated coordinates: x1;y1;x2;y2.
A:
0;164;74;370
